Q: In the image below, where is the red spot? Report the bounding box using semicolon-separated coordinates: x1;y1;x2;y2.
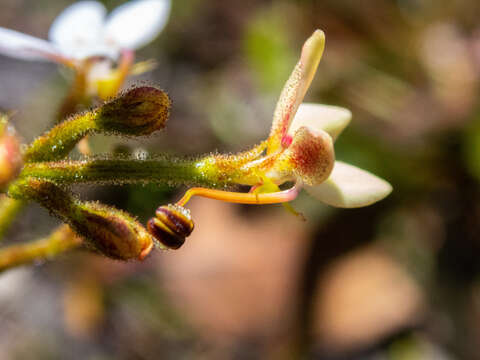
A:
281;134;293;148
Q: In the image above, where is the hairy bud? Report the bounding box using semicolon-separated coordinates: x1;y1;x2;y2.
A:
74;202;154;261
0;116;22;190
147;204;194;249
24;86;170;162
14;179;153;261
96;86;170;136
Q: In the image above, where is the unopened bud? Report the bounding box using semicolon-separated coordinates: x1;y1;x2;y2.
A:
96;86;170;136
0;116;22;190
15;179;154;261
147;204;194;250
75;202;154;260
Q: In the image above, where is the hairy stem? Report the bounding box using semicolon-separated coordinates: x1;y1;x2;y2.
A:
17;156;235;188
0;224;82;273
24;112;96;163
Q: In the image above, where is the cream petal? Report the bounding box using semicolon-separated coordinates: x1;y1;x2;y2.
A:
49;1;107;59
0;27;62;62
267;30;325;154
288;103;351;141
104;0;170;50
305;161;392;208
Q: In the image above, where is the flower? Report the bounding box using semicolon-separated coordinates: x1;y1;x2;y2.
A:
0;0;170;64
262;30;392;208
177;30;392;209
0;0;170;101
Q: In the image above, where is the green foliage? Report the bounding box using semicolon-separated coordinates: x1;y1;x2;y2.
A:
244;9;295;92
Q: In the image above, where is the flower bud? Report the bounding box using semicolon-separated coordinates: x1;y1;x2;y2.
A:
96;86;170;136
0;116;22;190
75;202;154;261
147;204;194;250
15;179;154;261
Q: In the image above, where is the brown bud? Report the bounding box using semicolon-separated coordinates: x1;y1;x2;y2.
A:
96;86;170;136
77;202;154;261
15;179;154;261
147;204;194;250
0;116;22;190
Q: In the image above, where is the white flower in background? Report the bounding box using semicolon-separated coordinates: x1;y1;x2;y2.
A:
0;0;171;65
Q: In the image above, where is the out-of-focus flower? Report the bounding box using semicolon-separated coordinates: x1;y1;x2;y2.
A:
0;0;170;64
0;0;170;100
177;30;392;209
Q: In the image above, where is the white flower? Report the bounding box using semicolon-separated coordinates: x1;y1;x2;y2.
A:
0;0;170;64
265;30;393;208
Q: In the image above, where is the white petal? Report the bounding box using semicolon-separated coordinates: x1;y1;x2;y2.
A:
49;1;106;59
104;0;171;50
268;30;325;154
288;103;351;141
0;27;61;61
305;161;392;208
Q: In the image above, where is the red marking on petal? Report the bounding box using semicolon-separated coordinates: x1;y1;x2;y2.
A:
287;127;334;185
281;134;293;148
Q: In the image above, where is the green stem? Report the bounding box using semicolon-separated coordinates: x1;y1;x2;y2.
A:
17;156;232;188
0;196;24;240
0;224;82;273
23;112;96;163
24;86;170;163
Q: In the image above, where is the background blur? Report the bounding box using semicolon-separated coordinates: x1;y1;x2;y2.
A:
2;0;480;359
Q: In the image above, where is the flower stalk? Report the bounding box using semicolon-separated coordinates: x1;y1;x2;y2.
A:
24;86;170;162
0;224;82;273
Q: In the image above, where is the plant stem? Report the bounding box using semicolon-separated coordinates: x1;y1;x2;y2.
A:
24;112;95;163
0;224;82;273
0;196;24;240
18;156;233;188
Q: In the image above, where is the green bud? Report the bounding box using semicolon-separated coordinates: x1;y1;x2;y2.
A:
24;86;170;162
96;86;170;136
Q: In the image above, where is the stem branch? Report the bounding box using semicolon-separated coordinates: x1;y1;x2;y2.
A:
0;224;82;273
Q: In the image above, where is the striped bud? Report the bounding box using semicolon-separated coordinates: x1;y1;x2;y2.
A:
14;179;154;261
96;86;170;136
147;204;194;250
75;202;154;261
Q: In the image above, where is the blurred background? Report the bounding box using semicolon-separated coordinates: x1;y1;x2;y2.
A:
2;0;480;358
